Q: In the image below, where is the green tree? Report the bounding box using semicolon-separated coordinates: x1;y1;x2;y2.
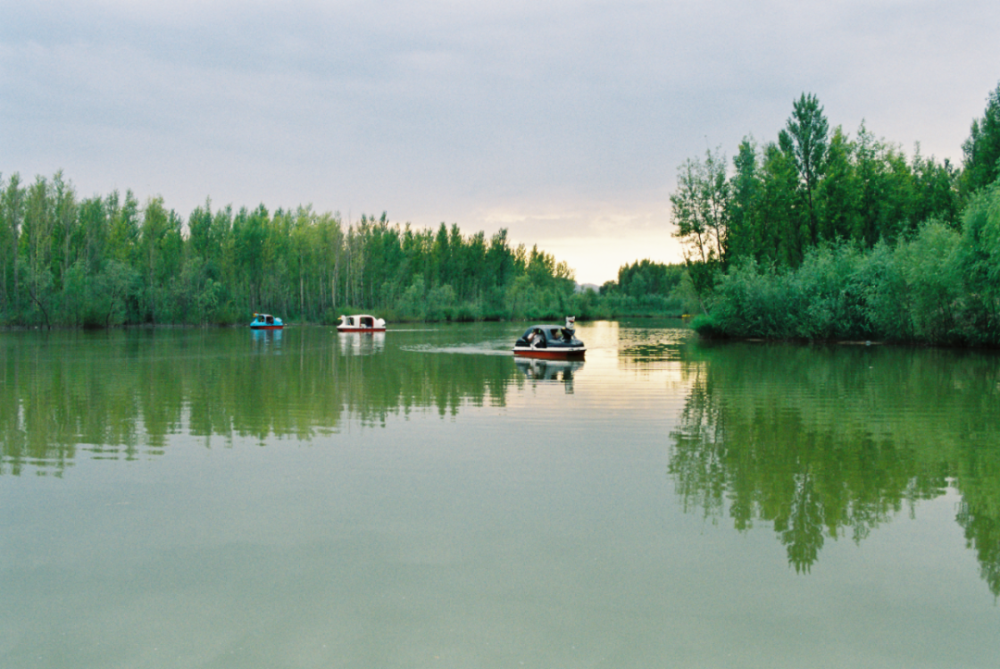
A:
106;190;140;267
727;138;763;263
78;196;107;274
758;142;803;265
779;93;829;247
960;81;1000;197
1;173;25;311
22;176;56;326
816;126;860;243
955;182;1000;343
911;148;960;230
139;196;177;322
670;147;731;264
233;205;269;311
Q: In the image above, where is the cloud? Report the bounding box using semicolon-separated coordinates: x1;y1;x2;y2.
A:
3;0;1000;282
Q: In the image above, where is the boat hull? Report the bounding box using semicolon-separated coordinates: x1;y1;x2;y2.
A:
512;346;585;360
250;324;284;330
337;326;386;333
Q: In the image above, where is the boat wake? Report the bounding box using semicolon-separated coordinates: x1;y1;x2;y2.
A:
399;345;511;356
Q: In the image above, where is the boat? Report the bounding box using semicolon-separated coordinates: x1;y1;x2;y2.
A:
337;314;386;332
512;316;585;359
250;313;284;330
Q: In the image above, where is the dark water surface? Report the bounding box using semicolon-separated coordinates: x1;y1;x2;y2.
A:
1;321;998;668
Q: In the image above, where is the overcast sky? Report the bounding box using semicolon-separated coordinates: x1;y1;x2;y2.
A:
2;0;999;284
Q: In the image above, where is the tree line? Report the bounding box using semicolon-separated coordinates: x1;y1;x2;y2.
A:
673;81;1000;345
0;177;594;327
597;258;689;316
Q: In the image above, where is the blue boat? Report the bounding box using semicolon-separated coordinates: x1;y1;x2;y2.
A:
250;313;284;330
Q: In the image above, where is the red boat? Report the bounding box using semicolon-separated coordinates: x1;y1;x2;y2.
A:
512;317;585;359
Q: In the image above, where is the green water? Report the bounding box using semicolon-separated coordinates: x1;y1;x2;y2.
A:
1;322;998;668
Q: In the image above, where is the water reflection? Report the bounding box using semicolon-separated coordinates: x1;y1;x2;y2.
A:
514;358;583;392
668;341;1000;595
616;321;689;367
337;331;385;355
0;327;518;476
250;327;283;351
3;325;999;600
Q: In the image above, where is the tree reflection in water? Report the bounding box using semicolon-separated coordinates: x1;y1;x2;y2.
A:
3;327;998;597
0;327;518;476
668;342;1000;593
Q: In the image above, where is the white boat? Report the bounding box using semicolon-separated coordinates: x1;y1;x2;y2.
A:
337;314;386;332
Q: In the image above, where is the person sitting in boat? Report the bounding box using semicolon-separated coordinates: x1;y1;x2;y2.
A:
528;328;546;348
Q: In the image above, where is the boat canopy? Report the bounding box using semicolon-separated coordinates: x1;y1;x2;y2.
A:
338;314;386;329
519;324;575;343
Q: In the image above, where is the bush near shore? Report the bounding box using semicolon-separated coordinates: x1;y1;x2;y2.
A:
674;82;1000;347
693;182;1000;346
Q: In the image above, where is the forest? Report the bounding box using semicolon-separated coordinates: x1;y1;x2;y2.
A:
674;82;1000;346
0;164;695;328
0;177;609;327
6;81;998;336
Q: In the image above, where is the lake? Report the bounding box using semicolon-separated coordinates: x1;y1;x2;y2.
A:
1;321;998;668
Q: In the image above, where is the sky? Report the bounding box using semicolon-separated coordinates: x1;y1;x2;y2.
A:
2;0;999;285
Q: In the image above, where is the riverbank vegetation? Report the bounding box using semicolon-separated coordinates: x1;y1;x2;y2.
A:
595;259;691;317
675;82;1000;346
0;177;604;327
0;165;699;327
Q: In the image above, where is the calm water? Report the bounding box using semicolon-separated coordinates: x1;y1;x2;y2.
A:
1;321;998;668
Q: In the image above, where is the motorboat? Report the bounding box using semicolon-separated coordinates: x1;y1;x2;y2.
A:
337;314;386;332
250;313;284;330
512;316;585;359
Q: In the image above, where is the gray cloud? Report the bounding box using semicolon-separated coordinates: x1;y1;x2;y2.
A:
2;0;999;282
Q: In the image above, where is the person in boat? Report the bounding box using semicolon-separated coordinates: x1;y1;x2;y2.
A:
528;328;546;348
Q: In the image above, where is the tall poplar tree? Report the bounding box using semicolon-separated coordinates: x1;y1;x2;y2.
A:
728;138;762;263
779;93;829;247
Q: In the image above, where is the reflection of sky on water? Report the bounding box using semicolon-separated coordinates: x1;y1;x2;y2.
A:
509;321;695;428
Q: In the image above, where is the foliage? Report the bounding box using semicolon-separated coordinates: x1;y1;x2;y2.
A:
961;82;1000;197
0;174;586;327
673;93;965;273
597;259;689;316
669;339;1000;584
780;93;829;245
701;192;1000;345
673;81;1000;345
670;147;730;264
